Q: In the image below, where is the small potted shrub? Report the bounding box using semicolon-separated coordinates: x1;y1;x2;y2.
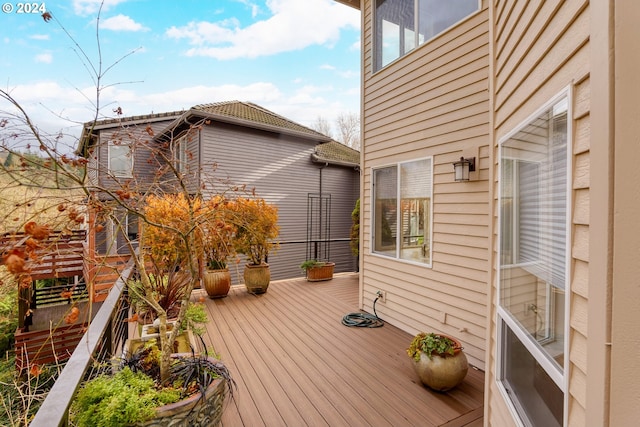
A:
300;259;335;282
233;197;279;294
407;332;468;391
202;195;237;298
70;339;235;426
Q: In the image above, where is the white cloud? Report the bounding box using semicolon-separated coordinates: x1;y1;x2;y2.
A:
166;0;359;60
30;34;50;41
72;0;128;16
140;82;282;112
4;77;357;153
35;53;53;64
101;14;149;32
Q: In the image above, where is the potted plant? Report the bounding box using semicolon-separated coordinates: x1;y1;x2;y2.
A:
202;195;237;298
407;332;468;391
233;197;279;294
70;339;235;426
300;259;335;282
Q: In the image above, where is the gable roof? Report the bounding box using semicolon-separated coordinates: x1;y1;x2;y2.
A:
76;110;184;155
191;101;328;139
313;140;360;168
157;101;331;143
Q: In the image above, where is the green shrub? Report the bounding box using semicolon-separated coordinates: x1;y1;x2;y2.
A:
407;333;458;361
70;367;181;427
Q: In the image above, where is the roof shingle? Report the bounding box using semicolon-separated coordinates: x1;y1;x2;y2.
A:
191;101;329;140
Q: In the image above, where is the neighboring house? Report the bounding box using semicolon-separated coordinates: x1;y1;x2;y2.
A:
78;101;360;283
336;0;639;426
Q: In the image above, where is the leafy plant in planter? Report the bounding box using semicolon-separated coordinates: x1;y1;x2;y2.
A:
407;332;468;392
407;332;459;360
70;339;235;427
300;259;335;282
128;271;190;326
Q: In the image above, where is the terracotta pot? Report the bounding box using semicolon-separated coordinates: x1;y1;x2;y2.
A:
243;263;270;294
203;268;231;298
412;336;468;392
141;356;228;427
305;262;335;282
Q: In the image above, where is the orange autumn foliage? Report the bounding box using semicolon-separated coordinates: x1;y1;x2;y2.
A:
143;193;205;272
2;252;27;274
24;221;51;240
65;307;80;324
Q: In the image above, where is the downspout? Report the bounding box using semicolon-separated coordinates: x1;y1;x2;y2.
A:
317;161;329;260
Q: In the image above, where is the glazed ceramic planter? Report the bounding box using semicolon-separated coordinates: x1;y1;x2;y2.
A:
412;336;468;392
243;263;270;294
203;268;231;298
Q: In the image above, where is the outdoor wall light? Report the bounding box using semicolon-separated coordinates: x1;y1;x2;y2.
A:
453;157;476;182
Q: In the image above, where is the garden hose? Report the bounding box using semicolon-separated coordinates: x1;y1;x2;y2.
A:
342;295;384;328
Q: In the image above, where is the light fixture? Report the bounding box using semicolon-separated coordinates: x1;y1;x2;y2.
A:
453;157;476;182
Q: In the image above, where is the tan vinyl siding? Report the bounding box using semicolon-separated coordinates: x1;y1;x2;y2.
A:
488;0;590;425
361;1;490;369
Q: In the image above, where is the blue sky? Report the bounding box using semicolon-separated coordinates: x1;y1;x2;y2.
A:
1;0;360;151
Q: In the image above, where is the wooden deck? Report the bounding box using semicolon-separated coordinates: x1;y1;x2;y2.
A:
194;272;485;427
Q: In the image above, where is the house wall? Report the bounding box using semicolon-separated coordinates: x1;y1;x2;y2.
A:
601;2;640;425
90;119;177;254
487;0;591;425
360;0;491;369
199;122;359;283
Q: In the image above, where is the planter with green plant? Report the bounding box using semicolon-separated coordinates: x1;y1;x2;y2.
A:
233;197;279;294
300;259;335;282
70;339;235;427
407;332;468;391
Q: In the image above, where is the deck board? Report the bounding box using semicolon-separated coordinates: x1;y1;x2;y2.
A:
195;273;484;427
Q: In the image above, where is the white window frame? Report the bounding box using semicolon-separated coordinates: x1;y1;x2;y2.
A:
370;157;433;267
108;141;133;178
373;0;481;72
174;135;188;174
496;88;572;427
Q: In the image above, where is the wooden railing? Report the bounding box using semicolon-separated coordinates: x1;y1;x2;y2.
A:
32;282;88;307
0;229;86;280
29;258;134;427
83;252;130;302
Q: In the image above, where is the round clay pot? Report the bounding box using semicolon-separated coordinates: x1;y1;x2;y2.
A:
412;347;468;392
203;268;231;298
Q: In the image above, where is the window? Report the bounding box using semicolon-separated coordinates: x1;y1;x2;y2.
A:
107;209;138;255
108;141;133;177
175;136;188;174
498;93;570;427
373;158;432;265
374;0;479;71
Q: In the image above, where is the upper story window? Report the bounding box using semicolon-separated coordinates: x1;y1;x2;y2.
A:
175;136;188;174
374;0;479;71
372;157;432;265
108;141;133;178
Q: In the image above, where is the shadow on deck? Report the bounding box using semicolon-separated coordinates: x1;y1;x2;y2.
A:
194;272;485;427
